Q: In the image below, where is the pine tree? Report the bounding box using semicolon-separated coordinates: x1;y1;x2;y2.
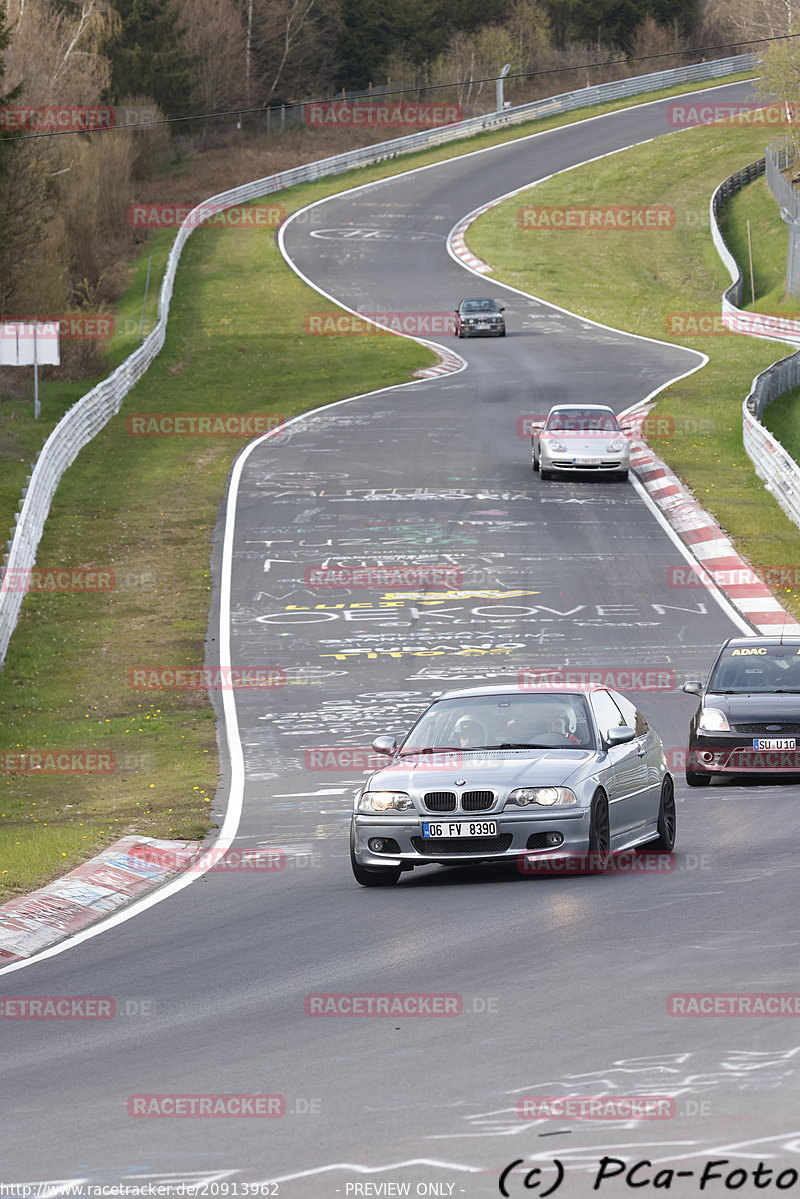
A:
543;0;695;51
336;0;394;88
103;0;198;118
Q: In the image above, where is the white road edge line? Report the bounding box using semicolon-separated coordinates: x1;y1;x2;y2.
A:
0;75;756;976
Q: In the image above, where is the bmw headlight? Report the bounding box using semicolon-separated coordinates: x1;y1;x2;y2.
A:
507;787;577;807
606;438;626;453
546;439;568;453
698;707;730;732
357;791;414;813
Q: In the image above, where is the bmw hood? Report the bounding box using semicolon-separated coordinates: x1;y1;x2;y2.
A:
366;748;594;792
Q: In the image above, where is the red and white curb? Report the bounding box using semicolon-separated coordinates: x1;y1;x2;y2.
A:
413;340;465;378
450;205;497;275
620;403;800;635
0;835;202;963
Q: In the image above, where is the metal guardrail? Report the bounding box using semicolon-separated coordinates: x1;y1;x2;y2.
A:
710;156;800;530
743;355;800;530
711;158;766;309
0;52;757;666
765;138;800;295
766;137;800;218
710;158;800;340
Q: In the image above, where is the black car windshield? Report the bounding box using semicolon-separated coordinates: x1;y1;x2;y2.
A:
461;299;498;313
399;693;596;752
546;411;620;433
709;645;800;693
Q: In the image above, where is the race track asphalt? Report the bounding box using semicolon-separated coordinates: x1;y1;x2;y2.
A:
3;78;799;1198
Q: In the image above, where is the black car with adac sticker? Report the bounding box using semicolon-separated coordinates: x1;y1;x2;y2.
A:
682;636;800;785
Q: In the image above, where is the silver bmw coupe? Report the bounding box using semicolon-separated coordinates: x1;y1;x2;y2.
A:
350;684;675;886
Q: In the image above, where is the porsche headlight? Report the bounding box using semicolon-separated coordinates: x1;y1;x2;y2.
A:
357;791;414;813
545;439;568;453
606;438;626;453
507;787;577;807
698;707;730;732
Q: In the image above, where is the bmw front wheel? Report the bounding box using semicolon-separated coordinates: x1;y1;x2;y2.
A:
585;790;610;872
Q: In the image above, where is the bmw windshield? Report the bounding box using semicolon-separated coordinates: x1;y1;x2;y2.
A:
399;694;596;753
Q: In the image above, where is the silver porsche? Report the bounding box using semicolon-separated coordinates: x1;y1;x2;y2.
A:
350;684;675;886
531;404;630;481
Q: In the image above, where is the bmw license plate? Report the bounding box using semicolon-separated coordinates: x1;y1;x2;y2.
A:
421;820;498;838
753;737;796;750
476;322;489;329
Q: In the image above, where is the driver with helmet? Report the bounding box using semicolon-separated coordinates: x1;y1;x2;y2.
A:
505;702;581;745
453;715;486;748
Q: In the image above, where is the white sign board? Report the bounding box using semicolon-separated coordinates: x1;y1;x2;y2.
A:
0;321;60;366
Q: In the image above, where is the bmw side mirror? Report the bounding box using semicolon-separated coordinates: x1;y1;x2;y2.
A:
372;735;397;755
682;681;703;696
605;726;635;747
499;305;506;312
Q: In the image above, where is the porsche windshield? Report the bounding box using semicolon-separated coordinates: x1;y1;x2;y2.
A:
709;645;800;693
400;693;596;752
546;411;619;433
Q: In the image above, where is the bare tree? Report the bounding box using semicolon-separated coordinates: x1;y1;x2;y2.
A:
5;0;115;97
506;0;551;66
1;0;131;327
249;0;341;102
177;0;248;111
628;17;691;72
701;0;800;41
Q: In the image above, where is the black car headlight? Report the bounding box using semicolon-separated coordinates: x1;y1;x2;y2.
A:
507;787;577;807
356;791;414;813
698;707;730;732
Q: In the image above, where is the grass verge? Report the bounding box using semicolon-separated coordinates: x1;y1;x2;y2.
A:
0;69;758;899
467;119;800;617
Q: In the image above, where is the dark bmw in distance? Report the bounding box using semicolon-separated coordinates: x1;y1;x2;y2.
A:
682;636;800;785
454;297;506;338
350;684;675;886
